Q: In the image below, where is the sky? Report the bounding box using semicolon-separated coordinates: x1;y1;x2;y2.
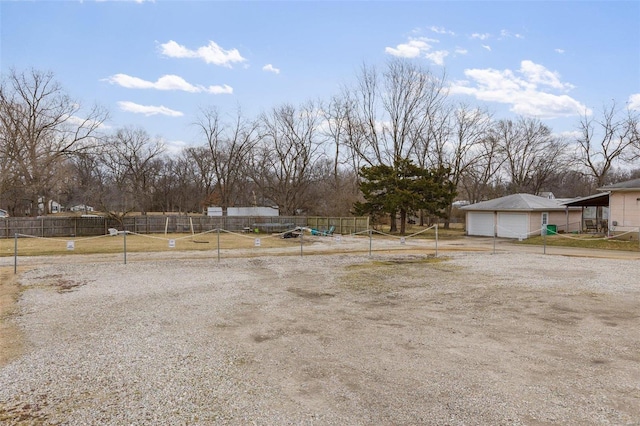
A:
2;0;639;154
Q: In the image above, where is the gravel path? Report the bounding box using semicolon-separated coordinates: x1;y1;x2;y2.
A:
1;250;639;425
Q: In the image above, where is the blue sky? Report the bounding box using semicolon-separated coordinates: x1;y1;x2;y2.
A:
2;1;639;153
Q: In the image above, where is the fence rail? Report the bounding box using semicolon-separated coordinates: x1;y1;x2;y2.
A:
0;215;370;238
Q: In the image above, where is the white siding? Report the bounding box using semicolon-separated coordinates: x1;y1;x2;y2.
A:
207;206;223;216
497;213;529;239
227;207;279;216
467;212;494;236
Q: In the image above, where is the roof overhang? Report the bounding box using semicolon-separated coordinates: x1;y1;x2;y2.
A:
561;192;610;207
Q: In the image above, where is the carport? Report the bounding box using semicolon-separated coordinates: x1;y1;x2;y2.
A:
561;192;610;233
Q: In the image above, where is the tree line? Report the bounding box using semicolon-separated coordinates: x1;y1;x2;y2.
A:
1;62;639;229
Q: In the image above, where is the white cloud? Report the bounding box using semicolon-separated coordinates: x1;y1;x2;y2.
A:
118;101;183;117
455;47;468;55
159;40;246;67
499;29;524;39
104;73;233;95
555;48;565;54
430;26;455;36
449;60;589;118
385;38;432;58
519;60;574;91
66;115;110;130
425;50;449;66
482;44;492;51
629;94;640;110
471;33;490;40
262;64;280;74
385;37;448;65
206;84;233;95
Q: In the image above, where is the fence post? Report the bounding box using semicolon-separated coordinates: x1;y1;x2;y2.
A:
543;226;547;254
123;230;127;265
369;229;372;257
493;222;497;255
300;228;304;257
435;224;438;258
14;233;18;274
217;227;220;262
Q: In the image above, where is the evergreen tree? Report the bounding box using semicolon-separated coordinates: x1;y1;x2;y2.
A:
354;159;456;234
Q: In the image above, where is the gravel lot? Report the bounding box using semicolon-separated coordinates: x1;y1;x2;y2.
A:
1;245;639;425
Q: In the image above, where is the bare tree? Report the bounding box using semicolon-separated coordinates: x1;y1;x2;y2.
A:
63;149;105;212
459;132;506;203
0;68;107;215
250;102;325;215
425;104;493;226
320;95;366;215
181;146;216;209
495;117;568;194
341;59;449;231
193;107;259;213
575;101;639;187
99;127;165;217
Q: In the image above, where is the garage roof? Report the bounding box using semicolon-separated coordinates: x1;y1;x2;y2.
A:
462;193;572;212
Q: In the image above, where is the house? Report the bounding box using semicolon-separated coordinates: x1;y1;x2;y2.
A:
564;178;640;235
602;178;640;234
462;193;582;239
37;198;63;214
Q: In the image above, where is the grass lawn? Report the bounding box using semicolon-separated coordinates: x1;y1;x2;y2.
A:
0;231;301;257
518;233;640;252
372;223;465;240
1;224;460;258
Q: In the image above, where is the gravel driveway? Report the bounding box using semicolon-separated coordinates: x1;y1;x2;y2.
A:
1;247;639;425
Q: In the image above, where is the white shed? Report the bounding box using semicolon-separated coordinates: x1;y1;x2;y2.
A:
462;193;582;239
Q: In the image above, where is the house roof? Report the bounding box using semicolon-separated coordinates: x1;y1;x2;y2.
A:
462;193;572;212
561;192;610;207
598;178;640;191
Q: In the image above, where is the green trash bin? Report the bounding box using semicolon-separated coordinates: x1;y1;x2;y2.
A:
546;224;557;235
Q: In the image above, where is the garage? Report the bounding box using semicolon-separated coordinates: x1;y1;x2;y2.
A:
497;212;528;238
462;193;582;239
466;212;494;236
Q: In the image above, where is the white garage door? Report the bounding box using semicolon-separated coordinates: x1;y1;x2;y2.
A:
467;212;494;236
497;213;529;239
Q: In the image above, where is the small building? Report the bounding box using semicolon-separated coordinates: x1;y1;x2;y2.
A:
206;206;223;217
70;204;95;213
227;206;279;217
38;198;63;214
206;206;280;217
462;193;582;239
